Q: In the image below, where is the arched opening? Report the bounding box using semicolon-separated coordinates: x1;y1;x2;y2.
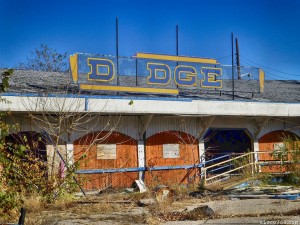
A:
145;130;199;186
4;131;48;187
73;131;138;190
204;128;253;157
5;132;68;179
5;131;47;162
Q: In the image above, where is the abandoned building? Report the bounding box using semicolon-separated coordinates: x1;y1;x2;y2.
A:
0;52;299;191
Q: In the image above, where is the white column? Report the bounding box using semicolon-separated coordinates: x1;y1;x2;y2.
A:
253;139;261;172
198;139;205;164
198;139;206;182
46;145;55;175
138;141;145;180
66;143;74;165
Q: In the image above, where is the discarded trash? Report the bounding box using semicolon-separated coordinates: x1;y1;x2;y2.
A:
124;188;135;193
153;185;174;203
138;198;156;206
227;182;300;201
258;185;294;193
271;177;284;183
273;193;300;200
133;180;148;193
233;181;250;189
232;180;261;189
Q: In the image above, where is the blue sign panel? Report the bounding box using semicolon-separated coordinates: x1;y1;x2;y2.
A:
69;52;261;95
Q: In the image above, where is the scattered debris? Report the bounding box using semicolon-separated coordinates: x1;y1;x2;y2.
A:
225;179;300;201
232;180;262;189
124;188;135;193
133;180;148;193
138;198;156;206
273;192;300;200
228;194;273;199
153;185;174;203
138;185;175;206
186;205;215;219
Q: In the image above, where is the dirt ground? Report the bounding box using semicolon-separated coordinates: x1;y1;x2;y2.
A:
18;190;300;225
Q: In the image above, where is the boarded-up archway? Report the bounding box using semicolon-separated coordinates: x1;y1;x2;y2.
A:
259;130;300;173
145;131;199;186
73;131;138;190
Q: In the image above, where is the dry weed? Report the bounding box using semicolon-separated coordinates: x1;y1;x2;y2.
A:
146;216;161;225
0;208;19;224
23;194;46;213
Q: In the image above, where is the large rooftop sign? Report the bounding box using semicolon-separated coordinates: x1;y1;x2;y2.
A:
69;53;263;95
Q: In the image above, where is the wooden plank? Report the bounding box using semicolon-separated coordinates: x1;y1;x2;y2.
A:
74;131;138;189
145;131;199;185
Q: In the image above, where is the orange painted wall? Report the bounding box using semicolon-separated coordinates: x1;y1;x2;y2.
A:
258;130;299;173
74;131;138;190
145;131;199;186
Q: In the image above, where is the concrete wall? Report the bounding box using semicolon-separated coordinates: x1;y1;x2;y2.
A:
1;95;300;117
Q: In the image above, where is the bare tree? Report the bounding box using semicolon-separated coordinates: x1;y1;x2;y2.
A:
21;85;124;198
19;44;68;72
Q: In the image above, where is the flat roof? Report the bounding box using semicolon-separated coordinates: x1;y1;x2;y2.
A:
2;69;299;103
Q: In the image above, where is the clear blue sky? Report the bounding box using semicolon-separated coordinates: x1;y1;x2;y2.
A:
1;0;300;80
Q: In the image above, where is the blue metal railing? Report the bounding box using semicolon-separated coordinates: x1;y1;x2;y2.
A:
75;154;233;175
76;163;204;174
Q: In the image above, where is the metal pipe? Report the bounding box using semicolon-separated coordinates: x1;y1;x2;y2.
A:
235;38;241;79
176;25;179;98
176;25;179;56
231;32;235;100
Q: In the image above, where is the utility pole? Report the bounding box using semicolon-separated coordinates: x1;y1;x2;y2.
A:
116;17;119;86
176;25;179;56
231;32;235;100
176;25;179;97
235;38;241;79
